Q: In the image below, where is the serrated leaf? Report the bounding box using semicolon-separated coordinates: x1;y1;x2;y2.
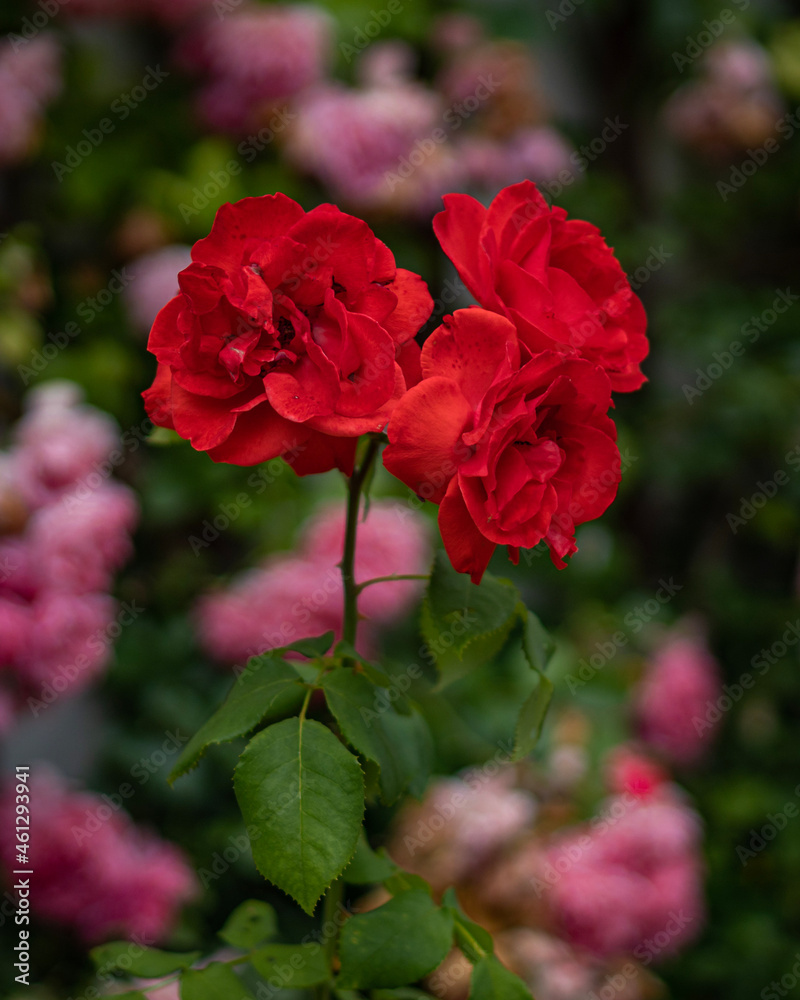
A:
250;943;329;987
422;553;519;675
337;890;454;989
180;962;253;999
468;956;533;1000
322;668;409;804
234;717;364;914
520;608;555;673
90;943;200;978
168;657;304;782
219;900;277;949
512;672;554;761
343;833;399;885
284;631;335;659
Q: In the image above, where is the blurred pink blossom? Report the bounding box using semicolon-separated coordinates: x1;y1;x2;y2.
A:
287;83;453;213
182;4;333;133
13;381;120;504
0;383;138;716
388;771;535;890
545;788;704;959
604;744;669;799
0;35;62;164
196;501;430;664
635;625;721;765
0;770;196;943
124;245;192;335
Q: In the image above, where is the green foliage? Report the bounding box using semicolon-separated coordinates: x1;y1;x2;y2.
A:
168;656;305;782
337;890;455;989
233;717;365;913
421;553;520;679
250;943;329;987
180;962;254;999
219;900;278;949
90;944;200;978
468;956;534;1000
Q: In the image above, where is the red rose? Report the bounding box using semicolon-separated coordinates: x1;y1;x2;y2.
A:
383;308;620;582
142;194;433;473
433;180;648;392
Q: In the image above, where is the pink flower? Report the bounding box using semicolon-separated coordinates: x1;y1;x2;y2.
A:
13;381;120;504
388;772;535;889
635;624;721;765
604;744;669;799
196;555;342;664
195;501;430;664
287;83;455;214
300;501;430;624
0;35;62;164
29;483;138;594
183;4;333;133
0;770;196;944
124;245;192;335
545;789;704;959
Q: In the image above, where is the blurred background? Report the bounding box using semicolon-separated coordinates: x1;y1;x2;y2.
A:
0;0;799;997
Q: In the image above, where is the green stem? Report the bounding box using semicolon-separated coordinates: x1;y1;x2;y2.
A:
355;573;428;594
341;436;382;647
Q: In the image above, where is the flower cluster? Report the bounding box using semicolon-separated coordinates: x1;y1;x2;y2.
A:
0;769;195;943
144;181;647;581
384;181;647;580
196;500;430;663
143;193;433;473
386;744;704;1000
0;35;62;166
0;382;138;721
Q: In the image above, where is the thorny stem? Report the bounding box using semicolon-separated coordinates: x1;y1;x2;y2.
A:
341;436;382;647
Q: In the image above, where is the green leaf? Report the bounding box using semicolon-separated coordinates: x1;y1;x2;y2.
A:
383;871;432;896
322;668;411;804
284;631;335;659
520;608;555;673
468;956;533;1000
180;962;254;999
148;426;184;446
512;672;554;761
234;717;364;914
250;943;329;987
421;553;519;677
90;943;200;978
343;833;399;885
372;990;438;1000
337;890;454;989
441;889;494;961
168;657;304;782
219;900;278;949
381;706;433;799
